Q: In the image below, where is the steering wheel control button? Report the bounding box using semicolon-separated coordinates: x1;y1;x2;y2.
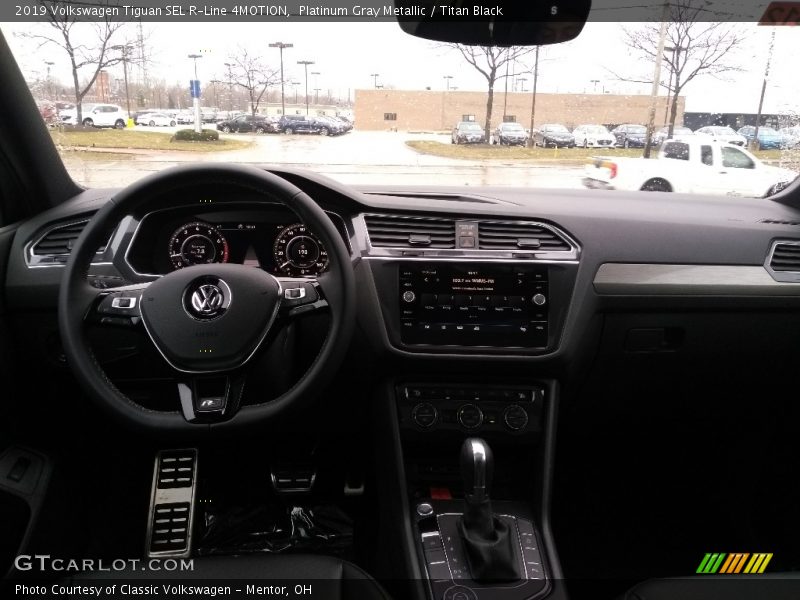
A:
97;292;142;317
111;297;137;309
402;290;417;303
183;278;232;321
457;404;484;430
417;503;435;517
443;586;479;600
412;403;438;428
532;293;547;306
282;282;318;308
503;405;530;431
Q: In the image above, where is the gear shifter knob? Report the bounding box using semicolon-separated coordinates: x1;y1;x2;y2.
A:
460;437;494;503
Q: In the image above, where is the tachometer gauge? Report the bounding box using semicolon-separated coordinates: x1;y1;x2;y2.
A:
168;222;229;270
272;223;329;277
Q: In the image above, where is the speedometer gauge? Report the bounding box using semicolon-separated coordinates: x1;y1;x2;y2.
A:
272;223;329;277
168;222;229;270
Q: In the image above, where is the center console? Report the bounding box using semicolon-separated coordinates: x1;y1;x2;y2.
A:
380;381;560;600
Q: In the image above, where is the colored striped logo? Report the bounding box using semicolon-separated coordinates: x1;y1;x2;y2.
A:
696;553;773;574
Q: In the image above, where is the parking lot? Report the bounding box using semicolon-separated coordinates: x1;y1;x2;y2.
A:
59;128;586;191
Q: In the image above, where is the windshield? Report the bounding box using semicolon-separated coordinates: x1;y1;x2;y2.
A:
2;2;799;196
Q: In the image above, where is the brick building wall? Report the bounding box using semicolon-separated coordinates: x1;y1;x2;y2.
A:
354;89;684;132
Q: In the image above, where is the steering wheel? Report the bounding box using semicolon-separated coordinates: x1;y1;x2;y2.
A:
58;164;356;435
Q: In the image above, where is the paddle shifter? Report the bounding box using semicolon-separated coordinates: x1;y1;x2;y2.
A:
458;437;522;582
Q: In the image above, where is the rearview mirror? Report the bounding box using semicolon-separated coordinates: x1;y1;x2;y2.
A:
393;0;591;46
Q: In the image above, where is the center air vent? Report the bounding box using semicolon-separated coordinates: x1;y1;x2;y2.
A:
364;214;455;248
478;221;571;251
768;242;800;272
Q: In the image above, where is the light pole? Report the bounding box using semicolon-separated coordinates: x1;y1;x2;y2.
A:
590;79;600;93
269;42;293;116
111;45;132;123
297;60;314;115
311;71;320;105
370;73;380;89
223;62;234;111
527;46;540;148
443;75;453;91
516;78;528;93
44;61;54;99
188;53;203;133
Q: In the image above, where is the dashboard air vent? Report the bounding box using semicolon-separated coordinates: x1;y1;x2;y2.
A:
364;214;455;248
32;220;90;256
478;221;571;251
769;242;800;272
761;218;800;227
32;219;111;258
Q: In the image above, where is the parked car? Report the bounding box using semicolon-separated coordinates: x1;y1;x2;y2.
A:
778;126;800;149
333;116;354;132
572;124;616;149
695;125;747;146
583;138;797;197
61;103;127;128
651;125;694;147
135;112;176;127
313;116;346;136
493;122;528;145
533;124;575;148
278;115;322;134
216;114;272;134
737;125;785;150
175;110;195;124
451;121;486;144
611;123;648;148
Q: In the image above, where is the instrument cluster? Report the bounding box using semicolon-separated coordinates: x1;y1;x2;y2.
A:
125;206;345;278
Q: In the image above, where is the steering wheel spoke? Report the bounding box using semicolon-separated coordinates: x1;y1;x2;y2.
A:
177;373;247;423
86;284;149;328
278;277;329;319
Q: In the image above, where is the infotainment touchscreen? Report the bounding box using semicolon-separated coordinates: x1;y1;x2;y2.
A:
399;264;549;348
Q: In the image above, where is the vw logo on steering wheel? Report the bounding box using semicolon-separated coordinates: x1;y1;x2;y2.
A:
183;278;232;320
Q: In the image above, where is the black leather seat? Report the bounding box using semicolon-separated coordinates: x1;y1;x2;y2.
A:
69;554;390;600
620;575;800;600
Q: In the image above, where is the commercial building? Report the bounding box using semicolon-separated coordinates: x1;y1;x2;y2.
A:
354;89;685;132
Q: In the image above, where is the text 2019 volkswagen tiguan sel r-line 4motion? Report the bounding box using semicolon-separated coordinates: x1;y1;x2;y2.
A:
2;2;800;600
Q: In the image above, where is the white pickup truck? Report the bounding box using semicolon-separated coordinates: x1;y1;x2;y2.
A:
583;139;797;198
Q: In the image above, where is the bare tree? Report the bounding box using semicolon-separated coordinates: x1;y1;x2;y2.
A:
446;45;536;135
18;1;135;123
610;1;746;136
227;47;281;116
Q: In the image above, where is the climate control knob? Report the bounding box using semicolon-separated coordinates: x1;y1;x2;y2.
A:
532;293;547;306
402;290;416;303
412;403;438;428
457;404;484;430
503;404;529;431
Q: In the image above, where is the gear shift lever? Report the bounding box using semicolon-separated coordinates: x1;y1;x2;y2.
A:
458;437;521;582
461;438;493;504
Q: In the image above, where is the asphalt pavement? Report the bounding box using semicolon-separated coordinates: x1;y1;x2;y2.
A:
59;128;586;190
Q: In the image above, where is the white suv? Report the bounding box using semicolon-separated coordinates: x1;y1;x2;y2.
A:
61;103;127;129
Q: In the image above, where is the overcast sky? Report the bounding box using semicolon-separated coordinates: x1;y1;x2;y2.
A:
2;19;798;115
